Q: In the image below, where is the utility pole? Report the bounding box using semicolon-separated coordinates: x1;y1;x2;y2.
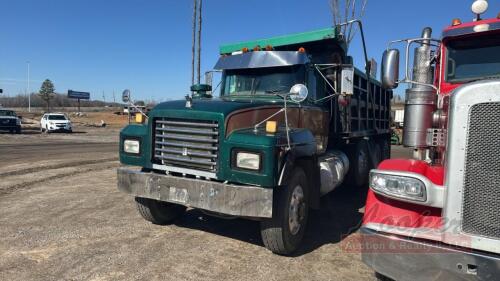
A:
102;90;106;102
27;61;31;112
191;0;198;87
113;90;116;103
197;0;202;84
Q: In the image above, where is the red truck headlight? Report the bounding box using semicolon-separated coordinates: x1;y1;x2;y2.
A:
369;170;444;207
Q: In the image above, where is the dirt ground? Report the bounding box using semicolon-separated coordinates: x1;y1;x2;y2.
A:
0;123;412;281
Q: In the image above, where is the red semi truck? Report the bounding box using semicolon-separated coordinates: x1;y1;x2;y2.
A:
361;1;500;280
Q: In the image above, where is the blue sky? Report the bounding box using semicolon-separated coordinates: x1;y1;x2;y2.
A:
1;0;499;101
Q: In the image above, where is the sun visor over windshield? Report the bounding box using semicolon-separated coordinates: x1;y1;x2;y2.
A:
214;51;309;70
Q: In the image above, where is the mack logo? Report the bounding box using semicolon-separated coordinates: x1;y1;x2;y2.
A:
182;147;188;156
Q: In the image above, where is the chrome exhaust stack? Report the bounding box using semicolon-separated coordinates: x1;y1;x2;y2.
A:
403;27;437;159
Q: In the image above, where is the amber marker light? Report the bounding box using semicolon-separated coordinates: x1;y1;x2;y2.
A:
135;113;144;124
253;45;261;51
265;121;277;133
452;18;462;26
265;45;273;51
242;47;249;53
298;47;306;53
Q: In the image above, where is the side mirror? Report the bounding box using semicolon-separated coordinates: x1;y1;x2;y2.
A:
122;89;131;103
204;72;213;87
381;49;400;89
289;84;308;103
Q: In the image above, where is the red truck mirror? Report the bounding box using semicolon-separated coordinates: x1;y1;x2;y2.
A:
381;49;400;89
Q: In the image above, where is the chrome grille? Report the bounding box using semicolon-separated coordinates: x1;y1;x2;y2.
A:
154;118;219;172
462;102;500;239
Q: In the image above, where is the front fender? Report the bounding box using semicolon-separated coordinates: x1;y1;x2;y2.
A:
363;159;445;234
278;129;320;209
119;124;150;167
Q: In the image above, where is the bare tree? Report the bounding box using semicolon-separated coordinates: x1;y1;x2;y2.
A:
330;0;368;47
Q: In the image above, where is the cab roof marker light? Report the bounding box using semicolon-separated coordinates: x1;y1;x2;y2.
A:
452;18;462;26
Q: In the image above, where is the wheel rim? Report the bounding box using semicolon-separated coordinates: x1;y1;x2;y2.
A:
288;184;305;236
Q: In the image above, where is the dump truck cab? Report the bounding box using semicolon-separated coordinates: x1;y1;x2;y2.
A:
118;25;392;255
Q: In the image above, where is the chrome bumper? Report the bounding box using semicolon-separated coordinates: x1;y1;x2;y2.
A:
117;167;273;218
360;227;500;281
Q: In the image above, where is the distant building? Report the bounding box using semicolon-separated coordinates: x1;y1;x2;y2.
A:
391;103;405;127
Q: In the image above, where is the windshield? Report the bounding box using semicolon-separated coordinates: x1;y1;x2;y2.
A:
222;66;305;97
0;110;16;117
48;115;67;121
446;36;500;83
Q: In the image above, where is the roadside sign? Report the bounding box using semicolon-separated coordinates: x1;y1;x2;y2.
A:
68;90;90;113
68;90;90;100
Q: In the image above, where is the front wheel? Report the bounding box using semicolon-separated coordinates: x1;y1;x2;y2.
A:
134;197;186;225
260;167;309;255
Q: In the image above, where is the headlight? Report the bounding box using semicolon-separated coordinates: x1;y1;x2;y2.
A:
49;121;54;125
124;139;140;154
16;118;21;125
236;152;261;171
370;172;426;202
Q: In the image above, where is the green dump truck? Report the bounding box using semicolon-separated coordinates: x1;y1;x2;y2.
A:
118;24;392;255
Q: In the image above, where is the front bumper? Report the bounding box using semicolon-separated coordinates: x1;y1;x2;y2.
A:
117;167;273;218
360;227;500;281
0;125;20;131
47;125;71;131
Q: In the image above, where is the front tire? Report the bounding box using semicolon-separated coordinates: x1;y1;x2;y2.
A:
134;197;186;225
260;167;309;255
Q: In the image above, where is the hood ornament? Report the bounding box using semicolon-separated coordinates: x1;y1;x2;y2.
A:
185;94;193;109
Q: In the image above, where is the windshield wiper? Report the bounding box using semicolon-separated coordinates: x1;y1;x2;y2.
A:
265;86;288;94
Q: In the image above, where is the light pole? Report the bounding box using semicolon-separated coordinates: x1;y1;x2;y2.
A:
27;61;31;112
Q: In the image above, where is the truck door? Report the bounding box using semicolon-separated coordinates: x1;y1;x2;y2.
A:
300;67;330;153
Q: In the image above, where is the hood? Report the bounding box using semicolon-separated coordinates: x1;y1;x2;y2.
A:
152;97;281;117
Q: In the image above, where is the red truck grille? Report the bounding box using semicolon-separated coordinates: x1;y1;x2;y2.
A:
462;102;500;239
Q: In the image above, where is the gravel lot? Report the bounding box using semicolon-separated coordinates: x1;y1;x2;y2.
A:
0;127;411;281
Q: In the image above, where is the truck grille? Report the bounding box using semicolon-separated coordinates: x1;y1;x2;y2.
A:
153;118;219;172
462;102;500;239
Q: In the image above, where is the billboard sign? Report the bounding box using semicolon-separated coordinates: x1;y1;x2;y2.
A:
68;90;90;100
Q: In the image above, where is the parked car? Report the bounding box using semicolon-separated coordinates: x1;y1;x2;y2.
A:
0;109;21;134
40;113;72;133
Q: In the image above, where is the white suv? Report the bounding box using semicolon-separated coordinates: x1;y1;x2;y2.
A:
40;113;73;133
